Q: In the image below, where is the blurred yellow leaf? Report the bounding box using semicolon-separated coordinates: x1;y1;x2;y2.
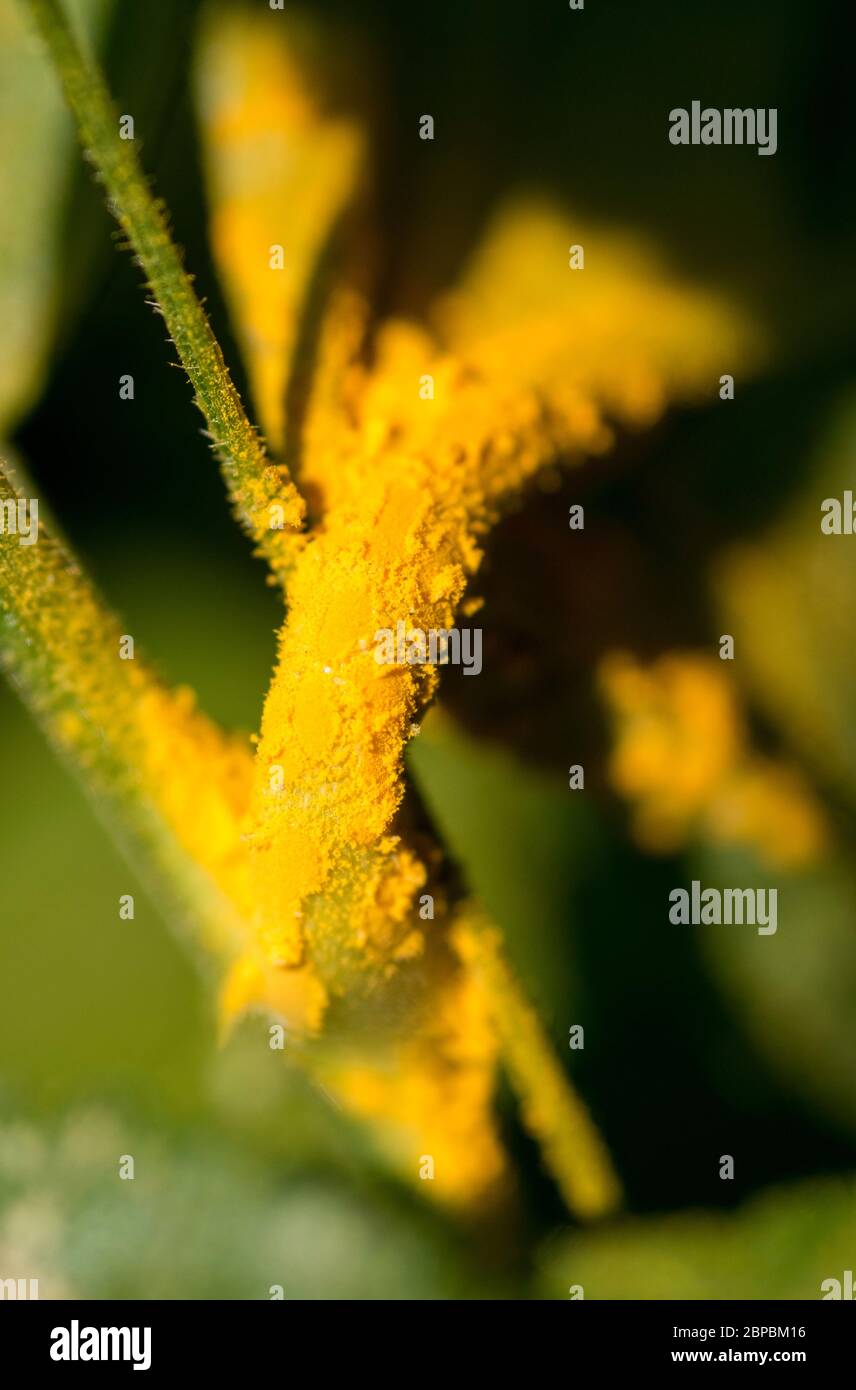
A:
195;2;366;456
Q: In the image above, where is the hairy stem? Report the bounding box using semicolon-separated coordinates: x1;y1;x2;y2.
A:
23;0;305;584
0;457;252;966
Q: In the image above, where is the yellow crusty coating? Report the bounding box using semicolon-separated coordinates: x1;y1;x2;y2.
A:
219;945;328;1039
599;651;829;868
321;957;508;1208
247;203;755;978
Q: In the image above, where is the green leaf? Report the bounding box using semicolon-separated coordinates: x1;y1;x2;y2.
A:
0;0;108;433
713;392;856;802
408;708;600;1023
539;1174;856;1299
692;840;856;1137
0;1102;497;1299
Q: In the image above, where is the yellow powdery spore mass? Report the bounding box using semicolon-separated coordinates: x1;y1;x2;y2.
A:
433;202;759;458
323;961;507;1209
302;205;756;519
247;458;463;973
219;946;328;1039
248;203;756;980
134;685;255;919
599;652;828;868
196;8;364;456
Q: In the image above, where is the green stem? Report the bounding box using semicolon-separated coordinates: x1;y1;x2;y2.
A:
0;457;249;967
454;910;622;1220
23;0;305;585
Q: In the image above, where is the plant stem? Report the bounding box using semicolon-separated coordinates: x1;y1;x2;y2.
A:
0;457;250;966
23;0;305;585
453;910;622;1220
